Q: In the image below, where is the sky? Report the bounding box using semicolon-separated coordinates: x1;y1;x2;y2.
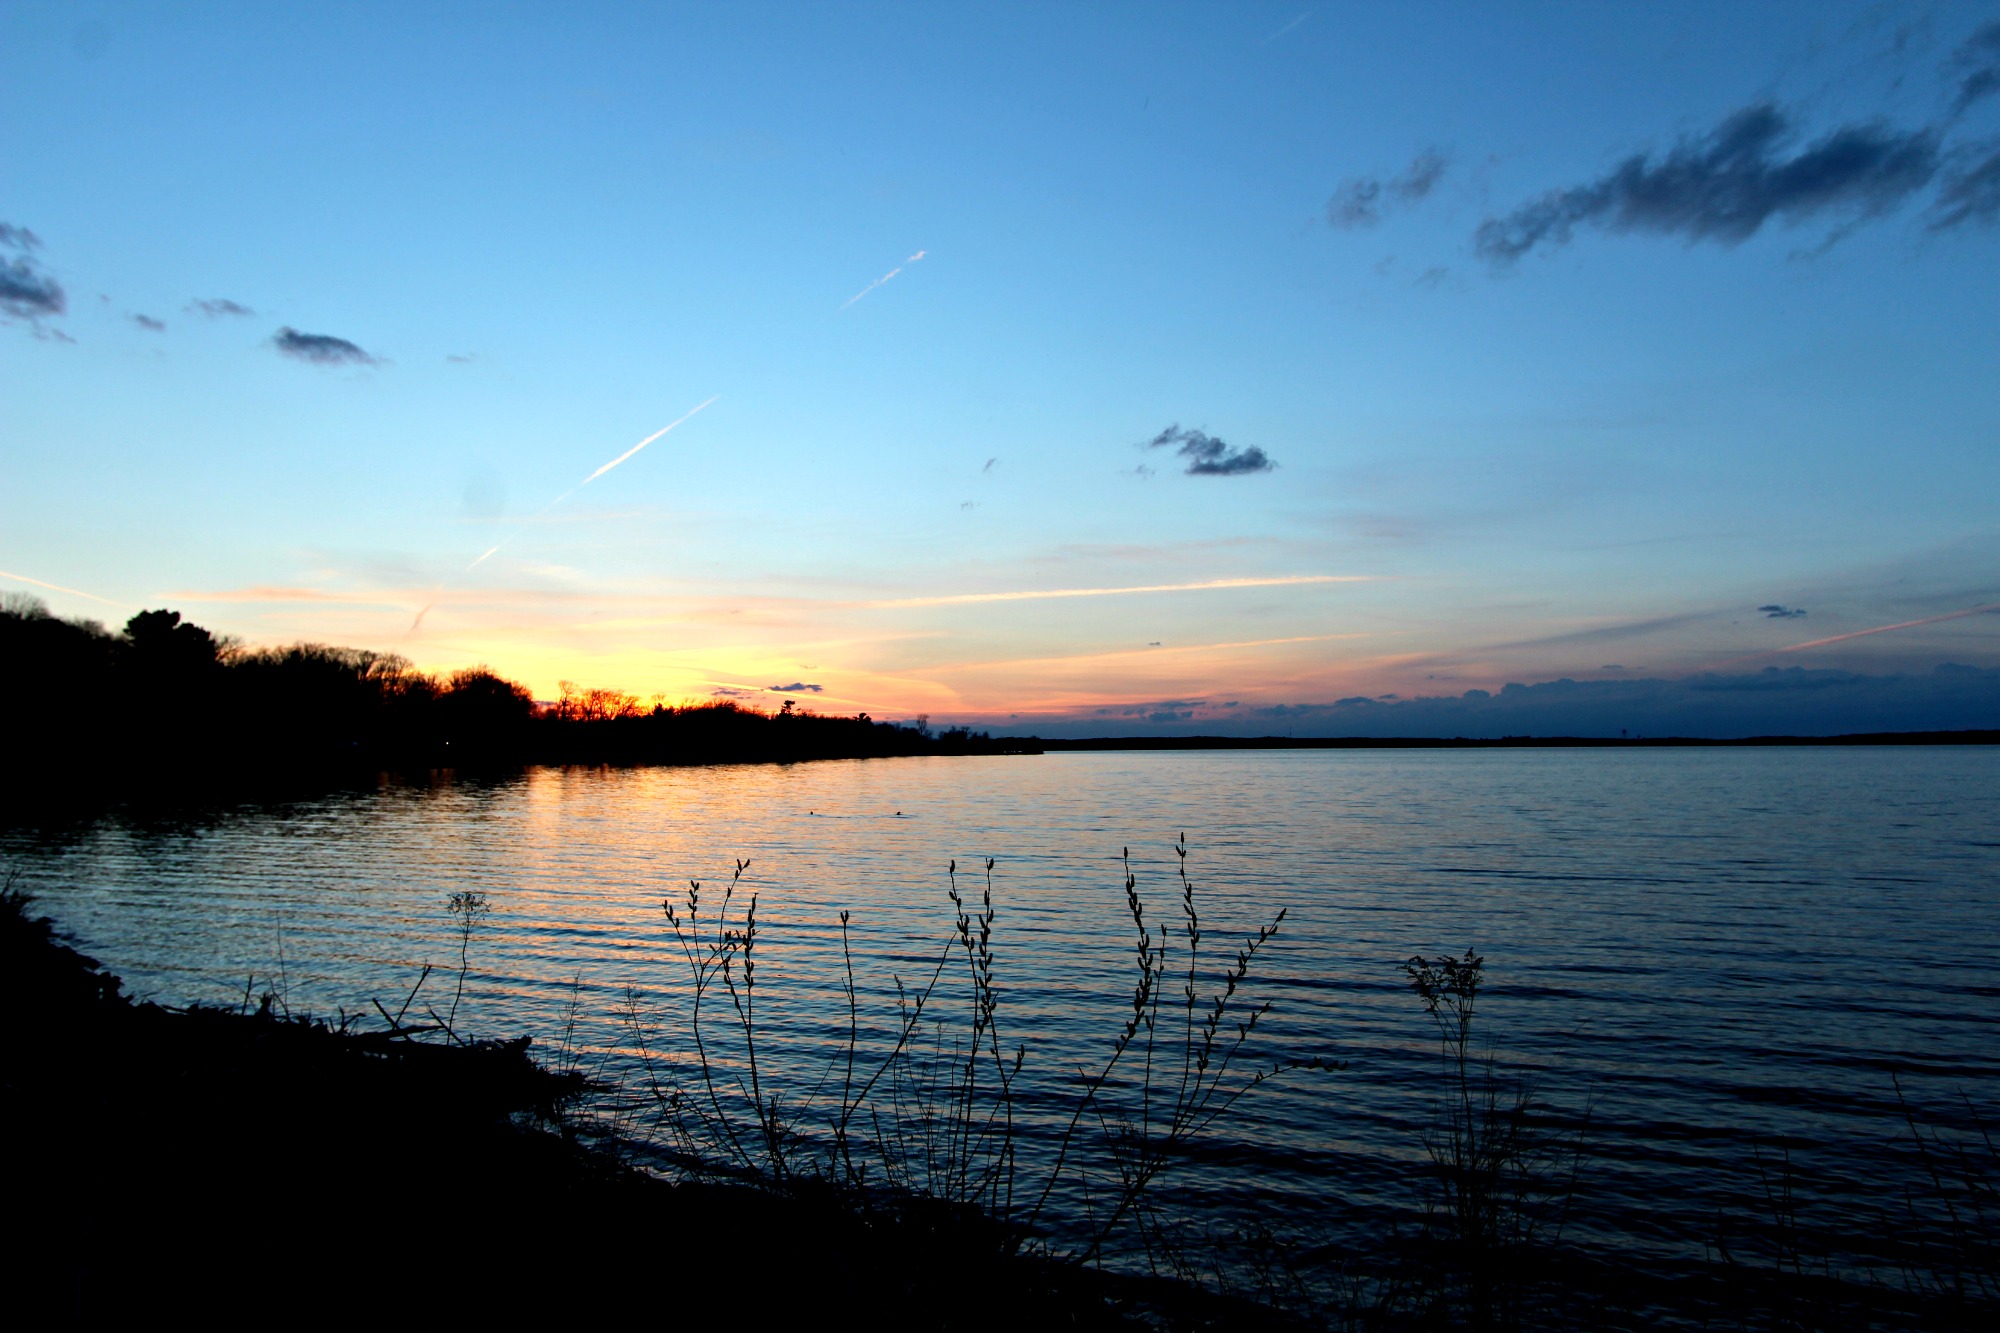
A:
4;1;1999;736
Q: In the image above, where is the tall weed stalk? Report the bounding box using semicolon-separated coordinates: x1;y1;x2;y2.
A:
623;836;1331;1270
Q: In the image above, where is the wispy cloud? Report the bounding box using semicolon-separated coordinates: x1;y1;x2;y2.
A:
0;222;66;321
930;633;1358;675
0;567;124;607
1759;604;1807;619
166;585;399;605
1764;602;2000;655
185;297;254;318
1261;11;1313;46
841;249;928;308
1949;20;2000;114
768;681;823;693
1146;424;1276;476
272;326;378;366
868;574;1365;609
1931;142;2000;229
1327;149;1450;228
1476;103;1939;264
130;313;165;332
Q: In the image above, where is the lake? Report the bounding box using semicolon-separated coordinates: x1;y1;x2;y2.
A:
6;746;1998;1290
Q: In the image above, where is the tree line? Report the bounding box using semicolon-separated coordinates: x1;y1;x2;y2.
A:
0;596;1021;787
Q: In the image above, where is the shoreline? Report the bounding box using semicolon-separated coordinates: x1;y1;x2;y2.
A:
0;889;1289;1329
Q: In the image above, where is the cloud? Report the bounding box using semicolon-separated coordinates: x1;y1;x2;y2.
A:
1326;149;1451;228
130;313;165;332
1097;698;1206;720
272;326;378;366
1950;20;2000;113
768;681;823;693
0;566;124;607
1475;103;1939;264
1719;601;2000;666
841;249;928;308
1759;604;1808;619
1146;423;1276;476
186;297;254;318
1931;141;2000;229
1009;666;2000;739
869;575;1361;609
1261;11;1311;45
0;222;66;321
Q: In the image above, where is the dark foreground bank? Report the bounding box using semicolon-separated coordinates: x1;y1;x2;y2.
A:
0;890;1288;1329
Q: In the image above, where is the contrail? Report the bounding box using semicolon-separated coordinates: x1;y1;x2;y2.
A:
841;250;927;309
1261;10;1312;44
579;397;719;488
867;574;1369;609
1707;601;2000;670
469;397;718;570
0;567;126;607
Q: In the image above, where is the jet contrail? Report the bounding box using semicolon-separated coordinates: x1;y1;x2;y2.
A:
841;250;928;309
579;397;719;488
867;574;1369;609
1261;11;1313;45
1707;601;2000;670
0;567;126;607
469;397;718;569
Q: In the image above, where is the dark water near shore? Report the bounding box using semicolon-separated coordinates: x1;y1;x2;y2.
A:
6;748;1998;1280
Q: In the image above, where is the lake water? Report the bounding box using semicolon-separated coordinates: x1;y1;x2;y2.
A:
6;747;1998;1289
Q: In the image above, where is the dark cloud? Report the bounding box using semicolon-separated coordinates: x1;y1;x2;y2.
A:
1004;665;2000;740
1097;698;1206;719
1397;149;1449;201
1950;20;2000;113
1931;141;2000;228
1759;604;1808;619
1327;180;1384;228
130;314;165;332
272;326;377;366
768;682;823;693
1327;149;1451;228
186;298;254;318
1145;424;1276;476
0;222;66;321
1475;103;1939;264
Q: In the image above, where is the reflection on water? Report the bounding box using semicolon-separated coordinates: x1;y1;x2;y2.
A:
6;748;1999;1271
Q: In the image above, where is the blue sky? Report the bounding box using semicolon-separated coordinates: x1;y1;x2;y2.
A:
4;2;1998;734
